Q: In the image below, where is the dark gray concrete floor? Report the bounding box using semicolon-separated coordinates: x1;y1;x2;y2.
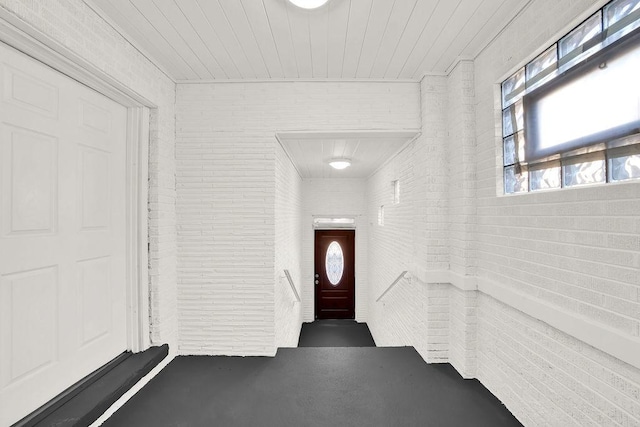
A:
102;347;521;427
298;319;376;347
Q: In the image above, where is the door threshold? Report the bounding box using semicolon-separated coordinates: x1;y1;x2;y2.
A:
13;344;168;427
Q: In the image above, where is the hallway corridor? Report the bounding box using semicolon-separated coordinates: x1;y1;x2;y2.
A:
2;2;639;425
101;322;521;426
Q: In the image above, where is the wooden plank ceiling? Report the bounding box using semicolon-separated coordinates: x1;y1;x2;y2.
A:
86;0;531;81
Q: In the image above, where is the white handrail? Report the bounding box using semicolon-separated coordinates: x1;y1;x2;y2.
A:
376;271;408;302
283;269;301;302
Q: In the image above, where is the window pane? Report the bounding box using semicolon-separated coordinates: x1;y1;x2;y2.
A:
503;136;515;166
563;155;606;187
530;164;561;191
325;241;344;285
559;12;602;59
528;43;640;160
502;68;525;108
604;0;640;37
526;45;558;86
502;99;523;137
504;165;529;193
500;0;640;195
313;217;356;229
610;152;640;181
503;132;526;166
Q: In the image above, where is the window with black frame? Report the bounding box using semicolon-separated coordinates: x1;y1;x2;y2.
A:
501;0;640;194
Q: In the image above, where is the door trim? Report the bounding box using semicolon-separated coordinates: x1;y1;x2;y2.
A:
0;8;157;107
126;107;151;352
0;11;153;352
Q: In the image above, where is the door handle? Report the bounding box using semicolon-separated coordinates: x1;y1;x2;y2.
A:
315;273;319;278
315;280;319;285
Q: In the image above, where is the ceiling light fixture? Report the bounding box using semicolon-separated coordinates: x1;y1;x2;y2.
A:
329;158;351;170
287;0;329;10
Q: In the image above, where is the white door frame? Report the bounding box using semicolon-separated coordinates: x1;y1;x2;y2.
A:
0;10;154;352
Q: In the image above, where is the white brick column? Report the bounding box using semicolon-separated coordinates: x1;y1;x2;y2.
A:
446;60;478;377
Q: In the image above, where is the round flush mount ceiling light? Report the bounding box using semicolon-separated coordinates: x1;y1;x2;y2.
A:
288;0;329;10
329;158;351;170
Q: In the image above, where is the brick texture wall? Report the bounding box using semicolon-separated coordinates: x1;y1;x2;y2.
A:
475;0;639;341
0;0;178;347
176;81;419;355
447;61;478;378
478;294;640;426
366;76;452;362
366;2;640;422
275;143;303;348
473;0;640;424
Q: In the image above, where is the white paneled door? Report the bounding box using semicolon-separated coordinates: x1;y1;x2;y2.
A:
0;42;128;426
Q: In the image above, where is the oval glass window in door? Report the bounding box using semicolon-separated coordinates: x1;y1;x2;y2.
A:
325;241;344;285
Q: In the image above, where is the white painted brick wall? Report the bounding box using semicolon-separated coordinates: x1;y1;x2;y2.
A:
366;76;451;362
448;286;477;378
366;4;640;422
175;133;276;356
275;143;303;348
447;61;478;378
367;139;424;348
301;179;368;322
0;0;178;347
447;61;477;279
176;81;419;355
473;0;640;424
478;293;640;427
417;76;450;272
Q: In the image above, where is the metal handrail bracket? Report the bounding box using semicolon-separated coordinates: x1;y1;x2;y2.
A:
376;271;409;302
283;269;301;302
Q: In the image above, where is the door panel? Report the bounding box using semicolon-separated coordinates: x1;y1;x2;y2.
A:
2;125;58;235
0;42;128;426
79;147;110;229
1;266;58;383
314;230;355;319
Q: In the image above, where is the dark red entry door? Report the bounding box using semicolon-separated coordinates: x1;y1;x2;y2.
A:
314;230;355;319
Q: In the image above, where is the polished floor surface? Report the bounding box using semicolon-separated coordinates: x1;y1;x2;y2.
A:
102;322;521;427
